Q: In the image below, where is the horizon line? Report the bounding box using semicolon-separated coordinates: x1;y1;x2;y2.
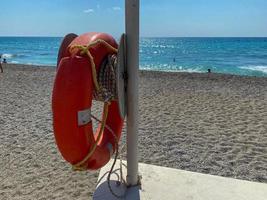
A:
0;35;267;38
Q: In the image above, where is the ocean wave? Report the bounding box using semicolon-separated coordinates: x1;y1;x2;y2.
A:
239;65;267;74
140;64;203;73
142;67;203;73
39;53;51;56
1;53;13;58
176;68;203;73
10;61;19;64
1;53;28;58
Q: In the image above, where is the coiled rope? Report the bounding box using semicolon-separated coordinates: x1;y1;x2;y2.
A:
69;39;118;97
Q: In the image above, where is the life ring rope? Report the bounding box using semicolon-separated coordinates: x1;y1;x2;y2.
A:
73;102;110;171
68;39;118;171
69;39;118;96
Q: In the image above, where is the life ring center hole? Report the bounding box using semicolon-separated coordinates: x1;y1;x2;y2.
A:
91;100;104;134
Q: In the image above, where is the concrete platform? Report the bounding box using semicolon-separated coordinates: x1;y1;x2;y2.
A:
93;160;267;200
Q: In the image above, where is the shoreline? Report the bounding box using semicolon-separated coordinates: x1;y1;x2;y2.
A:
1;63;266;199
4;63;267;79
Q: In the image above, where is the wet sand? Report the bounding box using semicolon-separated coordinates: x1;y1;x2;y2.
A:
0;64;266;199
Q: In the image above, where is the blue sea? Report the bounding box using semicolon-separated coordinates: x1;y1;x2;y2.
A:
0;37;267;77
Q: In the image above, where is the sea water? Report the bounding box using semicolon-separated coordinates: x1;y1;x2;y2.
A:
0;37;60;66
0;37;267;77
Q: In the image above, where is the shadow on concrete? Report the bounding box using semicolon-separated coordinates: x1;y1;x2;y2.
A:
93;180;141;200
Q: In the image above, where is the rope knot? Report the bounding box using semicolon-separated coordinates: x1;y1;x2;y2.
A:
69;45;88;57
80;47;89;56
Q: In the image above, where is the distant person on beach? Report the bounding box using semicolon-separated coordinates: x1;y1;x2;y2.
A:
207;68;211;73
3;58;7;63
0;55;3;73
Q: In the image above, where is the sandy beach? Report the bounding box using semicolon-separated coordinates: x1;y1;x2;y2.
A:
0;64;266;199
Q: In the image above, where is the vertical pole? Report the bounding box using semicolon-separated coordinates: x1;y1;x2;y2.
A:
125;0;139;186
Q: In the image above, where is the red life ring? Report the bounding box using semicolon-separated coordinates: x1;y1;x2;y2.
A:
52;32;124;170
57;33;77;67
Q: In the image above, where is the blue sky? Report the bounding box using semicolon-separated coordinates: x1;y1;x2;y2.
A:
0;0;266;37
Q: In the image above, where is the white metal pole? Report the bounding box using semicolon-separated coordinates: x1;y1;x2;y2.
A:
125;0;139;186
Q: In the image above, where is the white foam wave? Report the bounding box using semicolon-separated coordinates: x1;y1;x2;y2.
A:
141;64;203;73
239;65;267;74
180;69;202;73
1;53;13;58
10;61;19;64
